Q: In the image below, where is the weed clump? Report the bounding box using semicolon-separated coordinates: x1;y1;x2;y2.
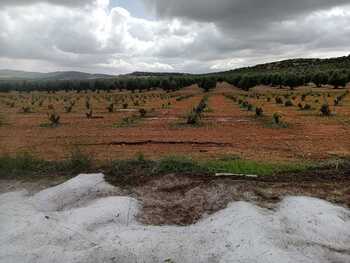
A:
64;148;93;174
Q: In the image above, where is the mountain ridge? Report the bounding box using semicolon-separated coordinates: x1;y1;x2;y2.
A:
2;54;350;80
0;69;115;80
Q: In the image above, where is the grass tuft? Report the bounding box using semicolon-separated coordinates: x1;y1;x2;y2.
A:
0;152;50;177
63;148;93;174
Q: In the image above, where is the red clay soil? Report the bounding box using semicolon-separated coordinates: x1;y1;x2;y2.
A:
0;83;350;162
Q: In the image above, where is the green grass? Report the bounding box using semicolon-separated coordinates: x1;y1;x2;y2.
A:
106;155;314;180
0;152;52;177
204;159;310;176
156;156;208;174
0;149;93;178
0;152;323;180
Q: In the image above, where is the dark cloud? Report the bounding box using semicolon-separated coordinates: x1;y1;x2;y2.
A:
144;0;349;27
1;0;350;74
143;0;350;71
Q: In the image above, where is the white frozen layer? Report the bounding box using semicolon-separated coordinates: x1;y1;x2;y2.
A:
0;173;349;263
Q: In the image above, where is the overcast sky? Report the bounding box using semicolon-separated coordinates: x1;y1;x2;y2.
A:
0;0;350;74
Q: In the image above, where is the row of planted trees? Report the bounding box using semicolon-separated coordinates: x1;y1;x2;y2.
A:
0;76;203;93
223;70;350;91
0;70;349;93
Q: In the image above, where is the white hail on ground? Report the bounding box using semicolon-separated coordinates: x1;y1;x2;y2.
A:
0;173;349;263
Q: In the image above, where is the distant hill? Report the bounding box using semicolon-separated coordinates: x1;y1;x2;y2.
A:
125;71;190;77
1;54;350;81
116;55;350;78
212;55;350;76
0;70;115;80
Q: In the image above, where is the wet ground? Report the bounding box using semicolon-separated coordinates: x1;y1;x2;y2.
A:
2;165;349;226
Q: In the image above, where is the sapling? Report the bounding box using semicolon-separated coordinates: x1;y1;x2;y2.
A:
320;104;331;116
47;111;60;126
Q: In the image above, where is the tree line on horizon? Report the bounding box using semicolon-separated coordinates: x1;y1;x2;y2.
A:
0;69;349;93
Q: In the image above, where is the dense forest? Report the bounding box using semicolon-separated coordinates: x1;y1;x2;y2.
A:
1;55;350;92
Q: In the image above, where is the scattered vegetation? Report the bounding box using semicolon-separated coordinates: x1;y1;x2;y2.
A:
0;149;93;178
106;154;316;185
113;115;141;128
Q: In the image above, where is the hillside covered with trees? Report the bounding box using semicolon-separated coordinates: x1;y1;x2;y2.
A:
1;55;350;92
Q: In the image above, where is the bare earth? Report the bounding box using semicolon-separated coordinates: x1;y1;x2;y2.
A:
1;83;350;162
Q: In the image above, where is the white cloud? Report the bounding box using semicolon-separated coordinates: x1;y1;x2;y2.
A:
0;0;350;74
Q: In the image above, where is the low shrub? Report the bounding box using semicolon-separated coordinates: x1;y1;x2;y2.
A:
139;108;147;118
47;111;60;126
86;108;93;118
255;107;263;117
64;148;93;174
275;97;283;104
273;112;282;124
186;110;201;125
107;102;114;113
320;104;331;116
247;104;254;111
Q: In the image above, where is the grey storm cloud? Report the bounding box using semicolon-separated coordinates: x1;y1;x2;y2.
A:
1;0;350;74
144;0;350;65
144;0;349;26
